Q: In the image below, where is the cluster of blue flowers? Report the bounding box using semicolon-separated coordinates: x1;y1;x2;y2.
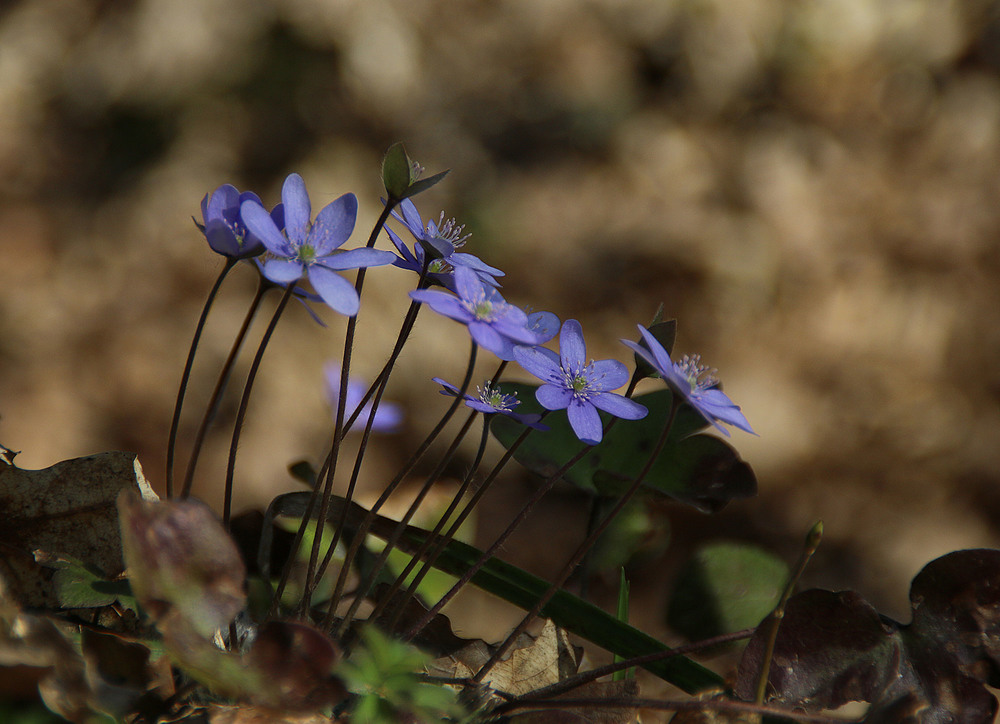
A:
199;171;754;445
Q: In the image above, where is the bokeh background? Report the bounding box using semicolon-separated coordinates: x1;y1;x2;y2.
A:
3;0;1000;669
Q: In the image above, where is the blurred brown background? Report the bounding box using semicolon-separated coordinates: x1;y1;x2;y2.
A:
2;0;1000;645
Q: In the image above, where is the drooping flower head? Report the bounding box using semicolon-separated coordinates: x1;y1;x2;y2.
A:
387;198;503;290
514;319;647;445
325;364;403;434
199;184;267;259
621;325;754;436
409;266;542;360
433;378;548;430
240;173;396;316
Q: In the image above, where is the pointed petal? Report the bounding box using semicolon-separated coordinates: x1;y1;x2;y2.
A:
559;319;587;370
263;258;305;283
453;265;484;303
409;289;470;322
536;384;573;411
587;359;629;391
282;173;311;243
590;392;647;420
450;252;504;277
242;200;291;257
320;247;396;271
566;400;603;445
514;345;563;383
311;192;358;255
307;265;360;316
395;197;426;238
637;325;674;375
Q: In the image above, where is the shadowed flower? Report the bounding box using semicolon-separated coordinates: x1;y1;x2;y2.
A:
387;198;503;290
199;184;267;259
433;378;548;430
240;173;396;316
409;266;541;359
514;319;647;445
621;325;754;436
325;364;403;434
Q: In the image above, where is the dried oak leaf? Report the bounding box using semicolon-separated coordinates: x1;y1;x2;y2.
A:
432;619;582;698
0;451;157;609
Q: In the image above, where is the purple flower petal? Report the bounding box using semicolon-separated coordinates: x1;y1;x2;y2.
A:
242;200;291;257
536;384;574;410
586;359;630;391
590;392;647;420
310;192;358;255
559;319;587;371
319;247;396;271
409;289;471;322
514;345;562;382
282;173;311;244
567;400;603;445
468;321;506;356
263;258;305;284
205;219;239;257
308;264;361;317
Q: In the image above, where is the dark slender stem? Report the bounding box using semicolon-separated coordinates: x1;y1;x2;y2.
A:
179;277;268;500
166;259;236;498
329;407;480;632
323;339;478;631
299;201;398;614
493;696;854;723
403;414;613;642
372;413;490;628
756;521;823;704
306;295;427;600
223;283;296;527
472;394;678;685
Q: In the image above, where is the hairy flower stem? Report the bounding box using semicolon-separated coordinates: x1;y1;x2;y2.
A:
166;258;236;498
299;201;398;614
223;283;296;527
303;276;433;613
328;407;480;633
472;383;676;685
179;277;268;500
322;340;478;628
367;413;489;627
403;412;614;643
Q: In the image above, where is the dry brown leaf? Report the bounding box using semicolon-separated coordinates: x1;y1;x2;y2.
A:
0;451;157;609
512;679;641;724
433;619;582;698
206;705;331;724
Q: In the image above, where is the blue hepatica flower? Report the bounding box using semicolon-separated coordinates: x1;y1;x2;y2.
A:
199;184;267;259
514;319;647;445
240;173;396;316
433;378;548;430
387;198;504;290
325;364;403;434
621;325;755;437
409;266;542;360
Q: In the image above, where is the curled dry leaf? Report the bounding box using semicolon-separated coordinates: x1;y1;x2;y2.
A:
0;451;157;609
432;619;582;699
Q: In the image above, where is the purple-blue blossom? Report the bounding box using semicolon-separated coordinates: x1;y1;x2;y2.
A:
514;319;647;445
199;184;267;259
433;378;548;430
387;198;503;290
240;173;396;316
621;325;754;436
325;364;403;434
409;266;542;360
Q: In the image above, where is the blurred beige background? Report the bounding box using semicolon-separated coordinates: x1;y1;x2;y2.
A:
2;0;1000;635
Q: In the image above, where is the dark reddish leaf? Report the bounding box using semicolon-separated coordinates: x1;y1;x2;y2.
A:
117;492;245;638
242;621;346;711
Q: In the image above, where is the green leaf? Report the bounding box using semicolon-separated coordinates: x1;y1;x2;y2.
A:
401;169;450;200
490;385;756;512
34;551;136;611
381;142;413;200
667;542;789;642
262;493;724;694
